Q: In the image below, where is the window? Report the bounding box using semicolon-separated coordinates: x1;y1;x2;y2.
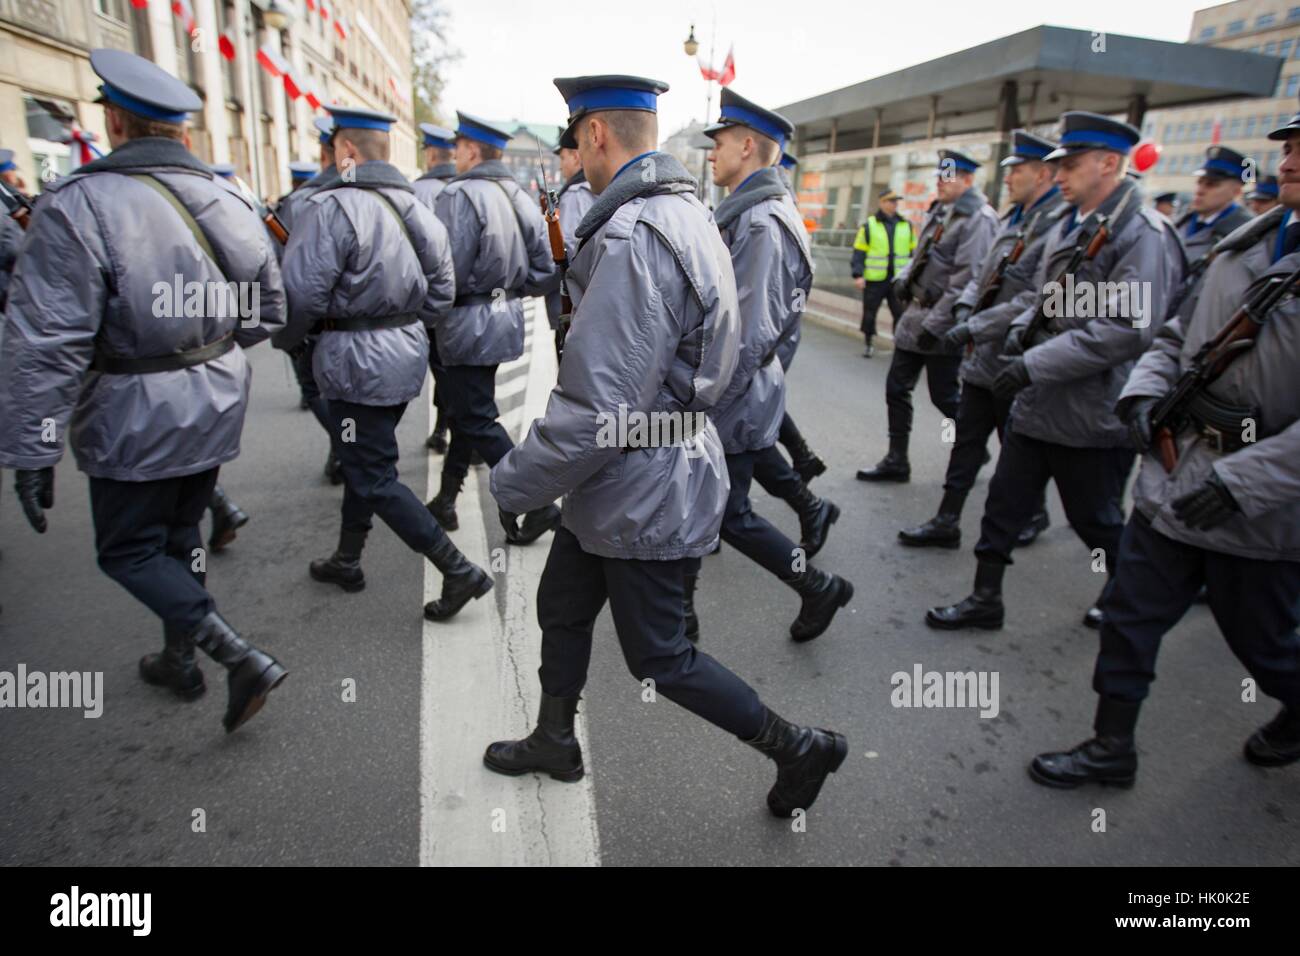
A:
1198;26;1217;40
94;0;126;21
1227;19;1246;34
1258;13;1277;28
1174;122;1185;142
218;2;240;106
1291;6;1300;20
1246;116;1258;137
1229;117;1243;137
24;94;76;189
1266;42;1279;56
1281;39;1295;58
1289;74;1300;97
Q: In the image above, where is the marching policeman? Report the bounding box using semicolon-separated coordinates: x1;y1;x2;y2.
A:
0;49;287;732
413;122;458;455
425;112;559;543
1153;191;1178;218
700;89;853;643
1030;110;1300;785
485;75;847;818
542;134;595;355
276;104;492;623
1176;145;1252;261
899;131;1064;549
777;150;799;202
0;148;25;310
851;188;914;359
1247;175;1281;216
280;120;344;482
926;111;1185;632
857;148;999;482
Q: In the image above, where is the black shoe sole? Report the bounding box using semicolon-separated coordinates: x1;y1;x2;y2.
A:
309;565;366;593
924;609;1003;631
1243;741;1300;767
224;664;288;734
856;472;910;483
424;573;494;622
791;579;855;643
898;533;961;549
767;731;849;817
482;752;584;782
1027;763;1135;789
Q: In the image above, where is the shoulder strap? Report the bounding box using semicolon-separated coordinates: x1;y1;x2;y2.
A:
127;173;228;280
369;188;417;252
489;178;530;248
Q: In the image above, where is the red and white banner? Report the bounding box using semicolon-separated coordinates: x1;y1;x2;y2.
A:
698;46;736;86
256;44;289;79
218;29;236;61
388;75;409;104
130;0;148;9
283;72;303;101
333;15;350;41
170;0;196;35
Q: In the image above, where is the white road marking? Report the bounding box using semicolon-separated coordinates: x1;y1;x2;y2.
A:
420;299;601;866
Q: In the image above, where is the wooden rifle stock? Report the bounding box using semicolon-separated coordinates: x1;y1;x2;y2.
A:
263;207;289;245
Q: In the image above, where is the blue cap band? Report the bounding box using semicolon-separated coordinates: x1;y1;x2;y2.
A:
100;83;188;124
423;134;455;149
0;161;14;173
942;156;978;173
566;87;659;116
719;105;786;151
1202;157;1245;178
319;131;333;146
1060;129;1135;153
332;115;393;132
456;119;508;149
1015;144;1050;159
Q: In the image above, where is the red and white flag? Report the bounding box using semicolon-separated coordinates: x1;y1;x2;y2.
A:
256;44;289;79
334;15;350;41
319;0;331;21
218;29;236;61
305;84;322;110
284;72;303;101
171;0;196;35
718;46;736;86
130;0;149;8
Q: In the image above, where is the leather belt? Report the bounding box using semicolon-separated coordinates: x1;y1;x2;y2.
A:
454;290;521;309
90;332;235;375
321;313;419;332
1188;391;1257;455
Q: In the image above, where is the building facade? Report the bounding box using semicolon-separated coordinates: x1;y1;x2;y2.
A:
1;0;414;201
1143;1;1300;200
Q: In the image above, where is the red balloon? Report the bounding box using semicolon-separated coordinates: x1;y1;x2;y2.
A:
1133;142;1161;173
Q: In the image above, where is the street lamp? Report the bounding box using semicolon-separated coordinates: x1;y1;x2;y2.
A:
683;18;717;203
683;25;699;57
262;0;295;31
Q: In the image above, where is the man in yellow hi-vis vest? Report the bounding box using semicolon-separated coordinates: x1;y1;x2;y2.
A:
851;188;916;357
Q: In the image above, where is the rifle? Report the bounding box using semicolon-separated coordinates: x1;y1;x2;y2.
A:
535;140;572;358
898;204;956;307
1163;249;1214;320
1019;185;1135;348
262;204;289;245
1149;260;1300;472
971;213;1035;316
0;179;33;231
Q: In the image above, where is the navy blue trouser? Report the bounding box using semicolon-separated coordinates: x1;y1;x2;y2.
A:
751;443;802;502
942;382;1047;519
885;347;962;440
440;363;515;479
723;450;801;581
1096;513;1300;707
328;399;446;554
89;468;219;633
975;428;1133;570
292;338;334;450
427;331;446;424
538;526;766;739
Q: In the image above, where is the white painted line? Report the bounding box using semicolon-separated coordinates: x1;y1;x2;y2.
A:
420;298;600;867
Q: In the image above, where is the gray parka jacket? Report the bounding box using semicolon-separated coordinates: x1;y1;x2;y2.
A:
1008;178;1187;448
1122;212;1300;562
956;187;1067;389
275;160;455;407
412;161;457;210
0;137;285;481
892;185;999;353
433;159;556;366
711;167;814;454
490;152;740;561
544;169;596;329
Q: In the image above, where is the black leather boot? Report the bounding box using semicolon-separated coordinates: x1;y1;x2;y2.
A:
856;435;910;482
426;407;449;454
426;470;462;531
925;559;1005;630
309;529;367;592
505;504;562;546
683;570;700;643
483;693;584;781
785;434;827;483
1016;510;1050;547
1082;583;1109;629
1244;706;1300;767
323;453;344;486
423;534;493;621
190;611;287;734
788;567;854;642
791;484;839;558
1029;696;1140;788
743;707;848;817
899;513;961;548
208;485;249;552
139;621;205;701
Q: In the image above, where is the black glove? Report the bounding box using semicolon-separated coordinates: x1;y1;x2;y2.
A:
916;329;940;351
991;357;1032;400
951;304;972;325
499;508;520;539
1171;473;1240;531
1117;396;1158;454
1002;325;1027;357
942;322;973;351
15;467;54;534
892;277;910;303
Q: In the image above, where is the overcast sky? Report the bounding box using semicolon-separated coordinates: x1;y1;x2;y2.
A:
436;0;1214;141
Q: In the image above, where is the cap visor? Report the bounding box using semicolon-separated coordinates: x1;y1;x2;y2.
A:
999;155;1027;167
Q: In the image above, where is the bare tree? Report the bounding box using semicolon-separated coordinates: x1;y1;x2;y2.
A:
412;0;460;128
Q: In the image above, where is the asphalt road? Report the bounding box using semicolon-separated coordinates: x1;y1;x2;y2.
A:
1;313;1296;866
